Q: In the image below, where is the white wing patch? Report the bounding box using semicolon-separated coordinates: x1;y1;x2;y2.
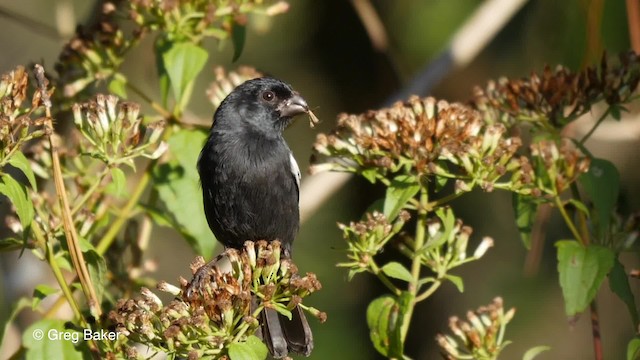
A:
289;152;301;190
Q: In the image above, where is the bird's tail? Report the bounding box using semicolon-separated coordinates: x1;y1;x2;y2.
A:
258;304;313;358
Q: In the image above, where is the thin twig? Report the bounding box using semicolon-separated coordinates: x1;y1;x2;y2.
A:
34;64;102;318
590;300;603;360
627;0;640;53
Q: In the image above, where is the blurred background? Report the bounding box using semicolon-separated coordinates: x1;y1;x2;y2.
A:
0;0;637;359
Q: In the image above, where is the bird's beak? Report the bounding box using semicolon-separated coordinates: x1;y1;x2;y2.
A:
279;93;309;117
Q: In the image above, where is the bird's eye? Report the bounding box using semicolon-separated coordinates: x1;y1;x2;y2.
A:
262;91;276;102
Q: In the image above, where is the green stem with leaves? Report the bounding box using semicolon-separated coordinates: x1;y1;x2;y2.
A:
399;188;429;344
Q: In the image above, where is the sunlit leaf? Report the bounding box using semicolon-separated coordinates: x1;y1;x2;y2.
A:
0;173;34;237
381;262;413;283
161;42;209;112
384;175;419;221
227;335;268;360
152;129;216;258
523;345;551;360
8;151;37;190
23;319;85;360
628;337;640;360
556;241;615;316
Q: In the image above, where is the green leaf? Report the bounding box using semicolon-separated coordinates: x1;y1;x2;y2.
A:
0;297;30;350
384;175;420;221
609;258;639;328
366;293;410;358
84;249;107;307
108;75;127;98
513;193;537;249
8;151;37;190
0;237;23;252
444;274;464;293
0;173;34;236
381;262;413;283
360;168;378;183
578;158;619;239
367;295;397;357
522;345;551;360
152;129;216;258
162;42;208;112
231;22;246;62
32;284;59;310
628;337;640;360
228;336;268;360
23;319;85;360
106;167;127;198
556;241;615;317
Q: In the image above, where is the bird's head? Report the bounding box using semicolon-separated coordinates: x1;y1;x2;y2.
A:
217;77;309;135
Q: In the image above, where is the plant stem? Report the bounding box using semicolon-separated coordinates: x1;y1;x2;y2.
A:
554;196;585;246
590;300;603;360
35;64;102;319
32;222;82;323
126;82;172;119
71;167;109;216
96;168;151;255
399;188;429;343
414;280;441;303
578;107;611;146
368;258;401;296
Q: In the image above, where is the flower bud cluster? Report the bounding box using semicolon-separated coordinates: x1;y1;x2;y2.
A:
472;51;640;127
0;66;47;164
206;66;263;110
338;211;410;279
415;208;494;273
436;297;515;360
72;94;167;165
110;241;324;359
311;96;526;193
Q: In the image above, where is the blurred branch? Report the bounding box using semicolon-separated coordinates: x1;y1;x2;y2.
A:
350;0;388;52
387;0;528;104
584;0;604;66
627;0;640;53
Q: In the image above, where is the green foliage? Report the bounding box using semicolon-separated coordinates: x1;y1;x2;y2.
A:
312;51;640;358
152;129;214;257
0;1;297;359
556;241;615;317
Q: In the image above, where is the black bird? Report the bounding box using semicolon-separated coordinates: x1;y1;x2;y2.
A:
197;77;312;358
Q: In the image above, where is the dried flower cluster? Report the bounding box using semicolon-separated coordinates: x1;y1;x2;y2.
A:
311;96;527;193
110;241;324;359
436;297;515;360
412;208;494;273
529;139;590;196
56;1;289;98
56;2;131;98
472;51;640;127
129;0;290;43
0;66;47;165
207;66;263;109
338;211;410;279
72;94;167;165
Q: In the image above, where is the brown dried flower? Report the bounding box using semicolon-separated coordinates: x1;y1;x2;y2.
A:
472;51;640;127
312;96;525;193
110;241;323;359
436;297;515;360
